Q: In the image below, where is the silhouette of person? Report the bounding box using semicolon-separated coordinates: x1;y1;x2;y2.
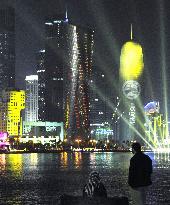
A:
83;171;107;198
128;142;152;205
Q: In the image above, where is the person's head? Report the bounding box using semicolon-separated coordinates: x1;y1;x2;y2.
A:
89;171;101;184
131;142;141;154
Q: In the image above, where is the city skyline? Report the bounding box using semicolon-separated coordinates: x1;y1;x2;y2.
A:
1;0;170;141
0;2;169;205
7;0;169;113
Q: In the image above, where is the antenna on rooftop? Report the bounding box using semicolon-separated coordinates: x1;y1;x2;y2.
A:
65;4;68;22
130;23;133;40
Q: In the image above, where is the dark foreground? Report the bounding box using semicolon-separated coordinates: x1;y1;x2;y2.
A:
59;194;129;205
0;152;170;205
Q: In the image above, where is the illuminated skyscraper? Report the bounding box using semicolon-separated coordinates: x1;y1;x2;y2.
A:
0;89;25;136
25;75;38;122
89;71;116;140
89;71;114;125
44;14;68;122
64;25;94;139
36;49;46;121
0;6;15;95
44;14;94;139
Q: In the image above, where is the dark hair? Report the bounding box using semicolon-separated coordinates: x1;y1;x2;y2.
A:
89;171;100;180
132;142;141;152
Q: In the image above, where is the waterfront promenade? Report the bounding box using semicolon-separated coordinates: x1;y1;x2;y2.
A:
0;152;169;205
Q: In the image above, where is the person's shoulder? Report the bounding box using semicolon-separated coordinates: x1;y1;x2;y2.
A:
143;152;151;158
132;152;145;160
142;153;152;161
130;154;136;160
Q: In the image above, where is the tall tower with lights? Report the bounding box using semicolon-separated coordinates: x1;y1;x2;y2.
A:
119;24;144;142
44;13;94;140
44;14;69;122
36;49;46;121
64;25;94;140
25;75;38;122
0;6;15;95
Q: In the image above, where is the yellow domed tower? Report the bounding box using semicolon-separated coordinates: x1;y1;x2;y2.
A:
119;24;144;141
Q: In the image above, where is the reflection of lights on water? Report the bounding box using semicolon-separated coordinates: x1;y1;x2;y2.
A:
74;152;82;168
0;154;6;171
90;153;96;164
60;152;68;167
154;150;170;162
154;148;170;153
105;152;112;161
90;153;112;165
8;154;23;177
30;153;38;166
89;153;115;169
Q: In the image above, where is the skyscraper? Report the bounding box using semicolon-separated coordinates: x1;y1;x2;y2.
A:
89;70;116;141
0;6;15;94
89;71;114;125
25;75;38;122
44;14;68;122
64;25;94;139
44;14;94;139
36;49;46;121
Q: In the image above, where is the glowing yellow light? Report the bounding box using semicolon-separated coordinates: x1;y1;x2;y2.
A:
0;90;25;137
120;41;144;80
60;152;68;167
8;154;23;177
30;153;38;166
0;155;6;171
74;152;82;168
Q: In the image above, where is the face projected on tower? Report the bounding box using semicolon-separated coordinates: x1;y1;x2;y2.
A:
122;80;141;100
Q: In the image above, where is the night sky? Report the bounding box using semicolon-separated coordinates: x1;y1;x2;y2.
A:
3;0;170;111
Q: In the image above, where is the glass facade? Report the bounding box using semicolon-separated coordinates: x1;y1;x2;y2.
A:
36;50;46;121
44;15;94;140
25;75;38;122
44;15;68;122
0;6;15;95
64;25;94;139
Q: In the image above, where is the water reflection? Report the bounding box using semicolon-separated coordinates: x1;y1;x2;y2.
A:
0;152;169;205
0;154;6;171
90;152;96;165
30;153;38;166
74;152;82;169
60;151;68;167
154;151;170;162
89;152;131;170
8;154;23;178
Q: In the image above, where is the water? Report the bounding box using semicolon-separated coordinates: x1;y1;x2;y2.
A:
0;152;170;205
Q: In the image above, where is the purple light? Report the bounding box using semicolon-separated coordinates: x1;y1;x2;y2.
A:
0;132;8;140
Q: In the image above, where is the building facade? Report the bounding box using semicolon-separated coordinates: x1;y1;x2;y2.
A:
0;89;25;136
44;15;68;123
25;75;38;122
119;39;144;142
22;121;64;142
36;50;46;121
0;6;15;95
44;14;94;139
64;25;94;139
